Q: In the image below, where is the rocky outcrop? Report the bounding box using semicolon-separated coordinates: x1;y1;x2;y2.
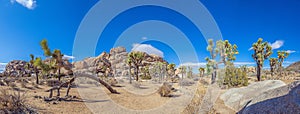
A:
286;61;300;72
3;60;31;77
73;47;168;78
220;80;286;112
239;81;300;114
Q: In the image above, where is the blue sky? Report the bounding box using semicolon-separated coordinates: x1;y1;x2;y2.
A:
0;0;299;69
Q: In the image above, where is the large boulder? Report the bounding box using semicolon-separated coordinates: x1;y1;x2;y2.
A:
220;80;286;111
240;81;300;114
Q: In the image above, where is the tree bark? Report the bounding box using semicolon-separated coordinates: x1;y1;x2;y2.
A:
75;72;119;94
257;64;261;81
136;66;139;81
58;68;61;81
35;69;39;84
129;66;132;84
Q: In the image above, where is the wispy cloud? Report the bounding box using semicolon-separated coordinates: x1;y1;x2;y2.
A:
270;40;284;50
63;55;75;60
178;62;207;67
178;62;255;67
11;0;37;9
141;37;148;40
285;50;296;54
131;43;164;57
248;40;284;51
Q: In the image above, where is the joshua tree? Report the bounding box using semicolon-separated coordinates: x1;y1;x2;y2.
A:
277;51;290;71
128;51;145;81
178;66;187;79
52;49;64;81
40;39;64;81
216;40;239;66
252;38;273;81
269;58;278;76
167;63;176;79
206;39;218;84
187;66;193;78
198;67;205;77
126;58;133;84
29;54;39;84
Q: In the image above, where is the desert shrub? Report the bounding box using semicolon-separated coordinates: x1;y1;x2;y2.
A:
158;82;172;97
140;74;151;80
0;88;34;113
223;65;248;87
179;79;195;86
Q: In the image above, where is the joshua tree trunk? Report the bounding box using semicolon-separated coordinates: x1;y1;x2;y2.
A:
135;66;139;81
129;65;132;84
35;69;39;84
211;69;216;84
257;63;262;81
58;68;61;81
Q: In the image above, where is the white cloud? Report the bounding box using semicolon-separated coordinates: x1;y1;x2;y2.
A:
0;63;7;72
285;50;296;54
270;40;284;50
11;0;36;9
233;62;256;65
141;37;148;40
179;62;207;67
179;62;255;68
249;40;284;51
131;44;164;57
63;55;75;60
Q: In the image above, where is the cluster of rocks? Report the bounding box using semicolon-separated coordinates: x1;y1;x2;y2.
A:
2;59;73;77
73;47;167;79
2;60;32;77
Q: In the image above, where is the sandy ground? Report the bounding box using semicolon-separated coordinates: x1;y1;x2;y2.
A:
1;76;272;114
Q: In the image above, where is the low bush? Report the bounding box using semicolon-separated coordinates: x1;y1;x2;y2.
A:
0;88;35;113
223;65;248;87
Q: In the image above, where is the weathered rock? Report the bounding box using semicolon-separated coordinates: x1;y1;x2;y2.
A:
3;60;31;77
220;80;286;111
240;81;300;114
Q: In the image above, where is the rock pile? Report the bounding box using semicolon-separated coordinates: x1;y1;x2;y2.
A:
3;60;31;77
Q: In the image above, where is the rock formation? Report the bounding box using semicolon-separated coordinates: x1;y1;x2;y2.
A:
3;60;31;77
220;80;286;112
239;81;300;114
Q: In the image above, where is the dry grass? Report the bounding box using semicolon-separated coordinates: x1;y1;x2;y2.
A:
0;88;35;113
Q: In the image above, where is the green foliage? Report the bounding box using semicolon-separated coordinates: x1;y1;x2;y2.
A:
277;50;290;70
223;64;248;87
252;38;273;81
40;39;52;57
128;51;145;81
198;67;205;77
206;39;239;84
141;66;151;80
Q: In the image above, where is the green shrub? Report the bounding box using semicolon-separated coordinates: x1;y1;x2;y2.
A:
223;65;248;87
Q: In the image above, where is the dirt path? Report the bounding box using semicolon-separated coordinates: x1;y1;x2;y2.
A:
76;82;197;114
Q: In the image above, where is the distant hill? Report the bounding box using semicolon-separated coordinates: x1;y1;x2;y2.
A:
286;61;300;72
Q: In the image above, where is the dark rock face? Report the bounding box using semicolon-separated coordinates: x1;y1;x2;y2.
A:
239;81;300;114
3;60;31;77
